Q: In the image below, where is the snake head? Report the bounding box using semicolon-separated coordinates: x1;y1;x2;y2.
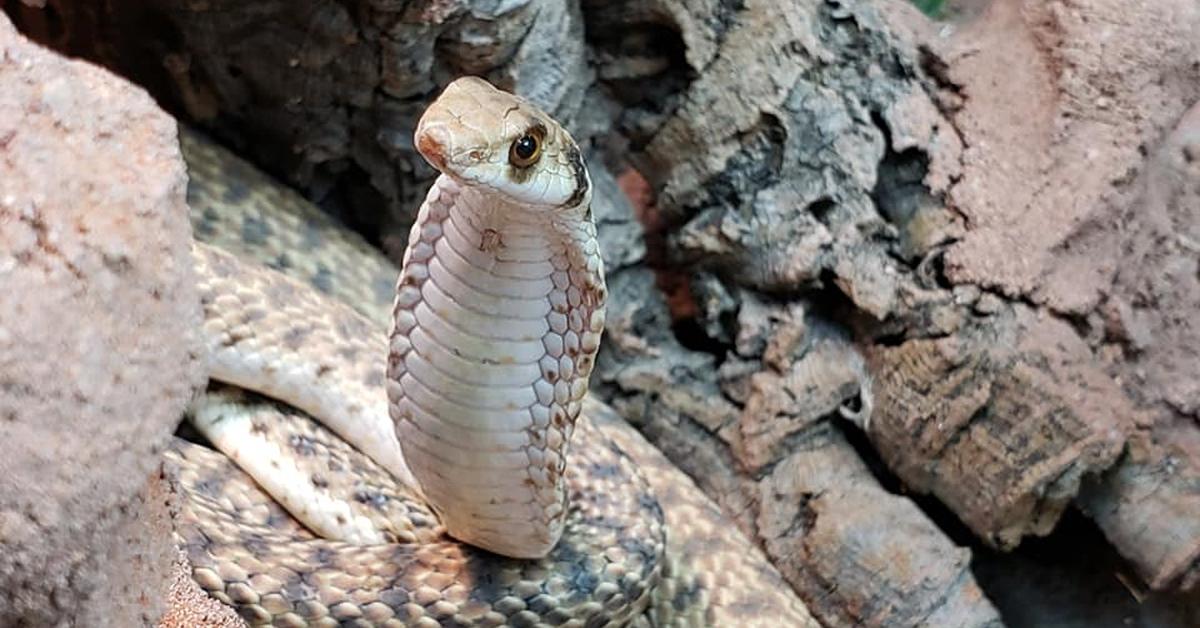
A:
415;76;591;212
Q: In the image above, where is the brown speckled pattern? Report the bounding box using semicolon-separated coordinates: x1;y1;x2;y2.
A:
176;131;819;627
183;128;397;328
167;401;664;627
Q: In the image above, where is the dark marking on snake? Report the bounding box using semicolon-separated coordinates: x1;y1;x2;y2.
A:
241;214;271;245
195;477;225;498
243;533;271;556
270;252;293;271
311;475;328;488
625;577;650;607
528;594;560;615
379;588;410;608
284;578;315;602
568;560;599;596
673;580;704;612
221;330;250;347
354;489;388;510
186;535;214;563
562;145;589;209
302;222;324;249
588;461;620;479
222;178;250;203
186;182;205;207
193;205;218;238
241;307;266;324
265;510;291;529
480;228;501;252
374;276;396;304
510;612;540;628
289;434;317;456
311;264;334;294
282;325;311;350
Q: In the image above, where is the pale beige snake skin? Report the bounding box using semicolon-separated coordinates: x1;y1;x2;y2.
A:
170;77;818;627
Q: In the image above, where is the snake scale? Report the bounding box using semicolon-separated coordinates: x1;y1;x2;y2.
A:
170;77;817;627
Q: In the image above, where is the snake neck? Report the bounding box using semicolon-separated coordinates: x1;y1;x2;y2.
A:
386;175;607;558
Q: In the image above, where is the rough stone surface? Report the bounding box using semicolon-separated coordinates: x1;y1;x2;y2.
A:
1076;100;1200;590
936;0;1200;309
0;13;204;626
160;547;247;628
911;0;1200;590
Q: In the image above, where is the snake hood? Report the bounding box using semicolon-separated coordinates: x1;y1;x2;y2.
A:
390;76;609;559
414;76;592;212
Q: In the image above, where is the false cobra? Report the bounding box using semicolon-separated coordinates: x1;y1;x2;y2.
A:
169;76;818;627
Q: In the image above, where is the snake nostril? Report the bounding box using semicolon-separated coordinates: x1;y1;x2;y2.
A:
416;126;449;170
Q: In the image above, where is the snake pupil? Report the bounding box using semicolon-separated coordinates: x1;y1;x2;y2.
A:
510;135;540;166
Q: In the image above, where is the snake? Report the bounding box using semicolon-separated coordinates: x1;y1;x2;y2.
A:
167;76;818;627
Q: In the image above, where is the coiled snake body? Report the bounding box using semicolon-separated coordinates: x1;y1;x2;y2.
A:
171;78;816;627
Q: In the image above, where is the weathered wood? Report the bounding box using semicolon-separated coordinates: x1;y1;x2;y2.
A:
756;425;1002;628
1078;420;1200;591
596;265;1003;626
864;307;1126;548
586;0;1121;608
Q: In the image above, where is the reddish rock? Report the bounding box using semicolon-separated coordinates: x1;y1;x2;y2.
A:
0;13;203;626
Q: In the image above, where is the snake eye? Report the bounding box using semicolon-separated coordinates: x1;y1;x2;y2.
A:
509;134;541;168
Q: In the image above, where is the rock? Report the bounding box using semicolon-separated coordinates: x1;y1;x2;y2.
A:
935;0;1200;308
1077;100;1200;591
159;547;247;628
0;13;204;626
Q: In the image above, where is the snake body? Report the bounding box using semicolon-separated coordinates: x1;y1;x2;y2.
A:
389;79;607;559
170;78;817;626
